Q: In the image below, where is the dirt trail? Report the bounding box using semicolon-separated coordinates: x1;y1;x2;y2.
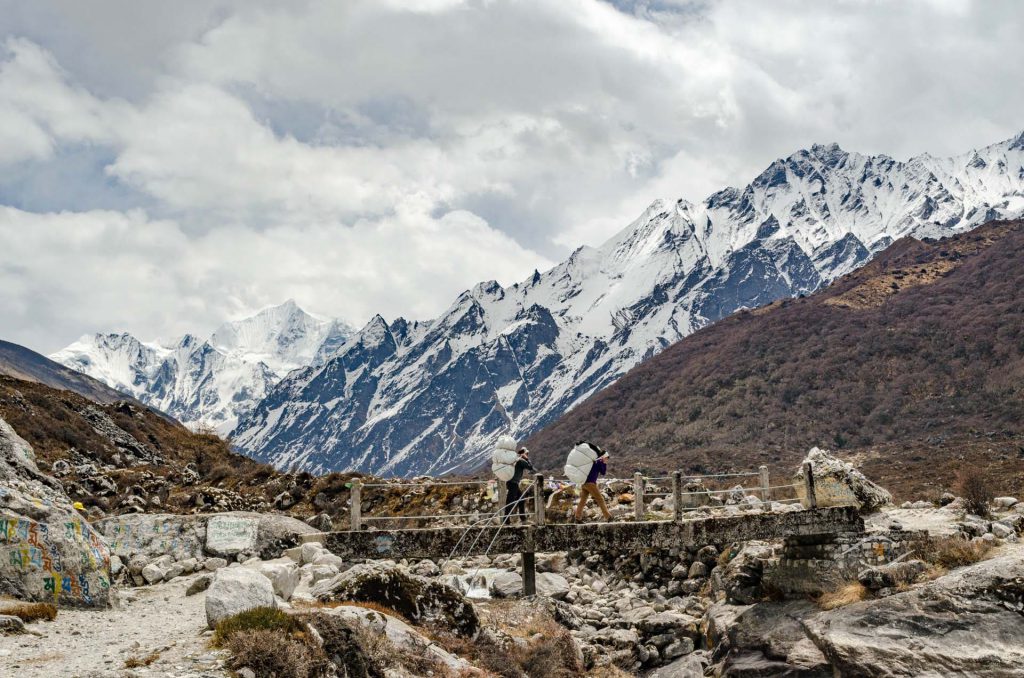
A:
1;573;229;678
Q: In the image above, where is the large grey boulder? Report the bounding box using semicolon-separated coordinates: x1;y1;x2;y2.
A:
805;551;1024;675
0;416;112;607
205;566;276;628
96;513;206;563
711;541;773;604
796;447;893;513
312;562;479;637
535;572;570;600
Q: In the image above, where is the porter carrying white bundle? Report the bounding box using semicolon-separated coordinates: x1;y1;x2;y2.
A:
564;441;600;484
491;435;519;482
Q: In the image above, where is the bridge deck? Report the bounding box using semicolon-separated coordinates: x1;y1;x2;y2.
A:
308;506;862;560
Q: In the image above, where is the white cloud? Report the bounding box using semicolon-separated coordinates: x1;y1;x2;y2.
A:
0;204;550;351
0;0;1022;353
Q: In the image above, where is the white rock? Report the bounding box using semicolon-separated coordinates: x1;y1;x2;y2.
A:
796;447;893;513
300;542;325;565
141;562;165;584
205;515;259;558
255;560;301;601
994;497;1019;508
489;570;524;597
992;523;1015;539
536;572;570;600
204;557;228;571
205;567;277;628
312;552;344;569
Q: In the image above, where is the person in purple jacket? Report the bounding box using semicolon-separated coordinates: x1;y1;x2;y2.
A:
574;443;612;523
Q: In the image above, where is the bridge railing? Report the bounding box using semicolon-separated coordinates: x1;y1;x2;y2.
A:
344;462;816;530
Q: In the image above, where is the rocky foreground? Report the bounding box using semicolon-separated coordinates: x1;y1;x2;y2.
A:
5;414;1024;676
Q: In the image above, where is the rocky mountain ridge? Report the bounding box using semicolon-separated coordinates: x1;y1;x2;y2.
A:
527;219;1024;500
231;132;1024;476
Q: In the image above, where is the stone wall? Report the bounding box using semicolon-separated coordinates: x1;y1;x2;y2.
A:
764;527;922;595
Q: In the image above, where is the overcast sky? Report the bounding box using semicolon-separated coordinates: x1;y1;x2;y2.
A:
1;0;1022;353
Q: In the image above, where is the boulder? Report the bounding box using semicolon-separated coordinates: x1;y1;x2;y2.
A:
856;560;927;591
795;447;892;513
488;570;523;598
310;604;475;674
312;563;479;637
205;514;259;557
95;513;206;562
253;559;301;601
535;572;570;600
0;416;112;607
205;566;277;628
647;652;708;678
994;496;1019;509
805;552;1024;675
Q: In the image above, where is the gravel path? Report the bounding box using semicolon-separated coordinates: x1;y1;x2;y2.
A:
2;573;230;678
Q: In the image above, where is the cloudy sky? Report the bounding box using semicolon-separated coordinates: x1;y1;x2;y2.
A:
1;0;1022;353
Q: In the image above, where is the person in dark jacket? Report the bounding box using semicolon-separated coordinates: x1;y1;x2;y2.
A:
504;447;535;524
574;446;612;522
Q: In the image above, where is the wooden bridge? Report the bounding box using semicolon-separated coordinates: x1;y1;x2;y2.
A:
306;464;864;594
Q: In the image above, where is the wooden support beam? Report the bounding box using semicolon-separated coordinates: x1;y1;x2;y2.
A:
803;462;817;509
672;471;683;522
533;474;545;526
497;482;507;525
759;465;770;503
522;552;536;596
634;472;645;521
350;479;362;531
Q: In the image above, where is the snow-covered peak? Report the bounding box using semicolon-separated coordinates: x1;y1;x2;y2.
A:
210;299;352;377
51;301;356;434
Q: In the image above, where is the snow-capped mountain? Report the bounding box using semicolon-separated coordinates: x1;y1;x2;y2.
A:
231;131;1024;477
51;301;353;434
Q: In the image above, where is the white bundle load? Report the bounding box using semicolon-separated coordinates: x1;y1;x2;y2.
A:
564;442;600;484
491;435;519;481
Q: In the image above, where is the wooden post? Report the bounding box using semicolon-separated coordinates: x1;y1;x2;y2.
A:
350;479;362;531
633;472;645;521
803;462;817;509
672;471;683;522
759;465;770;503
533;474;545;526
497;482;507;524
522;552;536;596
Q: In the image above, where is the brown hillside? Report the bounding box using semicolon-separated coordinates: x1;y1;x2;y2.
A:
527;220;1024;501
0;375;489;525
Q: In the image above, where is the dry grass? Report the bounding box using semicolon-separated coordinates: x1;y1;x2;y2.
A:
0;601;57;623
817;581;871;610
918;535;995;569
224;629;327;678
123;651;160;668
213;607;307;647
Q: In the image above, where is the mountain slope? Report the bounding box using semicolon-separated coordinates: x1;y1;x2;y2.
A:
50;300;353;434
0;339;133;405
526;220;1024;499
232;132;1024;477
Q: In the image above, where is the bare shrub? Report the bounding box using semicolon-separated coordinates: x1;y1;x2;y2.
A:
958;468;994;517
224;629;328;678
